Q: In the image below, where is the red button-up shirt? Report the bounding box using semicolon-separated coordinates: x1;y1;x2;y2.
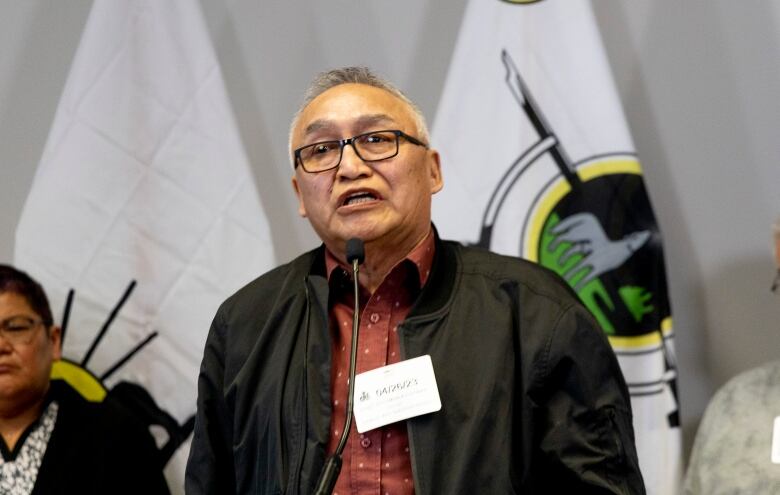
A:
325;231;435;495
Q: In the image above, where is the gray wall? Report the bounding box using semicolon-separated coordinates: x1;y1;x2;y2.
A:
2;0;779;461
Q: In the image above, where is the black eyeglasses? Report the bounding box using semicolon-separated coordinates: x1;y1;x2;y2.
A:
293;129;428;173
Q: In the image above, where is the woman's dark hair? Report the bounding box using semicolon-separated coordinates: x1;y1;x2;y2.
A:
0;264;54;327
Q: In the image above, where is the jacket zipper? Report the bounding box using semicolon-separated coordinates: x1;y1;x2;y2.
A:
287;278;311;494
398;323;425;495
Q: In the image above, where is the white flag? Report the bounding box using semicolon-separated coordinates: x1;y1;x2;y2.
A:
432;1;681;494
14;0;275;492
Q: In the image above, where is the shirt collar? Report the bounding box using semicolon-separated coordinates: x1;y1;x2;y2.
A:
325;228;436;289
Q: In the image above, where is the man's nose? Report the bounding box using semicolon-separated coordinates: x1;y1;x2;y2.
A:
336;143;371;179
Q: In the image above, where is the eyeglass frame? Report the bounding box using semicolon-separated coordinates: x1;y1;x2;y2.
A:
0;315;48;346
293;129;429;173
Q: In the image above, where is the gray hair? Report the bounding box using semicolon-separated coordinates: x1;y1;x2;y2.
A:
288;67;430;162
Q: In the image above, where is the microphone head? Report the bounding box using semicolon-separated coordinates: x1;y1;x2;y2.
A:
345;238;365;265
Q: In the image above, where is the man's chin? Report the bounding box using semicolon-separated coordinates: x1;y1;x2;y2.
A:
333;222;388;245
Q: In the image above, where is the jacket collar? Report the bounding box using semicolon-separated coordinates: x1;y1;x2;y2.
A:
407;226;457;321
301;224;458;320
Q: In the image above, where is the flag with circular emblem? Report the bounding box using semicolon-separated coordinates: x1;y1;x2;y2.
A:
432;1;681;493
14;1;275;492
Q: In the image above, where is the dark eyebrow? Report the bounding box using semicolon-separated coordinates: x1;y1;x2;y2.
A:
303;114;397;138
0;314;38;323
353;114;396;130
303;119;336;136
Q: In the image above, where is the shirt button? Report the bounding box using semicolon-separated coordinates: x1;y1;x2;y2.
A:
361;437;372;448
369;313;380;323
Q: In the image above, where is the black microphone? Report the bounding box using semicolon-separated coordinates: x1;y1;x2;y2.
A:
313;238;365;495
346;237;366;266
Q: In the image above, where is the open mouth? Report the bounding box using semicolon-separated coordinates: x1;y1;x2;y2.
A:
342;191;379;207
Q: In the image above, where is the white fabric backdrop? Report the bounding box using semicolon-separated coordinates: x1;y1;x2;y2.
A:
13;1;275;491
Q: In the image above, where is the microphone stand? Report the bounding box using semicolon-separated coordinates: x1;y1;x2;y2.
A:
313;238;364;495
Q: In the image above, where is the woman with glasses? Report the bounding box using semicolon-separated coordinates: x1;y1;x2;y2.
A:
0;265;169;495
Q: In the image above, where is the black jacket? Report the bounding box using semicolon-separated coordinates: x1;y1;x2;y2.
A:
31;380;170;495
186;237;645;494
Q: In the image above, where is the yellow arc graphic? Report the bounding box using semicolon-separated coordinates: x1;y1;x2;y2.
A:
51;359;107;402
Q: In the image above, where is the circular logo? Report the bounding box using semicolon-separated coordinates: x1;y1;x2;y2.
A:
484;154;671;339
523;156;670;338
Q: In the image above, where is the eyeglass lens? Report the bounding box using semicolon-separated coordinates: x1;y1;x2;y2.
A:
299;131;399;172
0;316;42;345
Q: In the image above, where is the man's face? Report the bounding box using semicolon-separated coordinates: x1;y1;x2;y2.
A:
0;292;61;407
291;83;442;254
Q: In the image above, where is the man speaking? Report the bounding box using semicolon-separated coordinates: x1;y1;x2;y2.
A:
186;67;645;494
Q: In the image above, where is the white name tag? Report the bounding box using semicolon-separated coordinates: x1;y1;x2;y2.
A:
353;355;442;433
772;416;780;464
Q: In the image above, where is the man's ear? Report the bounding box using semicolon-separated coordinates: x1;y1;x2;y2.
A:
428;150;443;194
291;175;308;218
